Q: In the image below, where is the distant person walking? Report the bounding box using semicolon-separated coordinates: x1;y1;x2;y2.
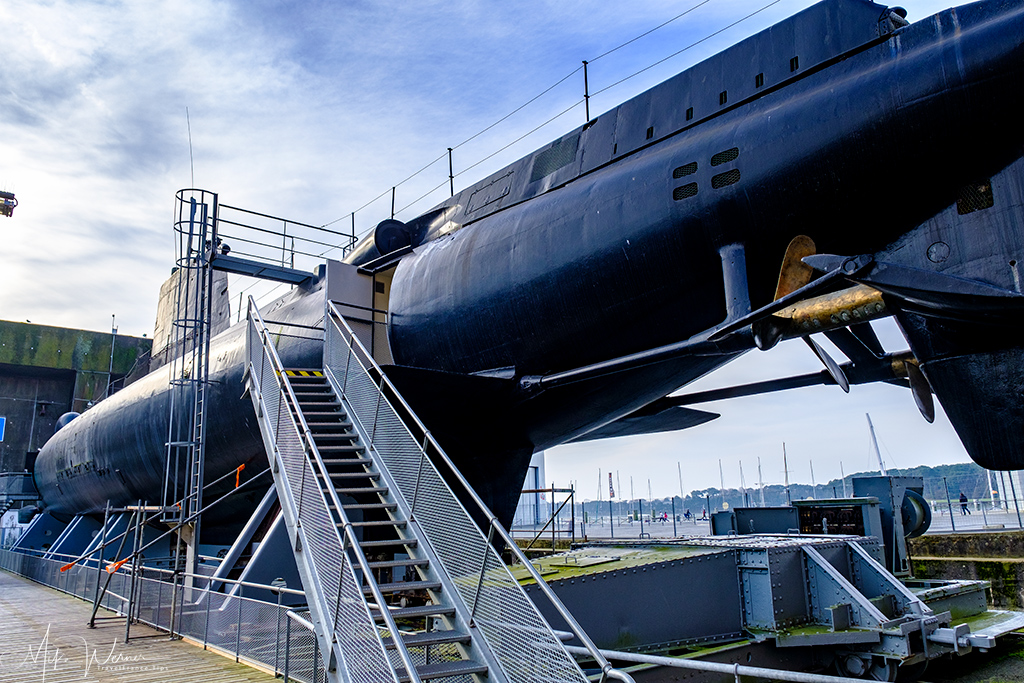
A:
959;492;971;515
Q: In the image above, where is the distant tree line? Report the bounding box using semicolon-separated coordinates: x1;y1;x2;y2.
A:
574;462;1002;521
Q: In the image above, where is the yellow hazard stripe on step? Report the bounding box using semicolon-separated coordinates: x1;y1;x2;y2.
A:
283;370;323;377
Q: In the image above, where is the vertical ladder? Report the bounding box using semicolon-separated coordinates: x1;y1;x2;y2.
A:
164;191;218;555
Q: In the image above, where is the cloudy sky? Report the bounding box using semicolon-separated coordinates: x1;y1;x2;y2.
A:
1;0;969;497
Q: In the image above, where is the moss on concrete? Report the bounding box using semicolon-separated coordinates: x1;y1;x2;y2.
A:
0;320;150;373
909;532;1024;609
909;531;1024;559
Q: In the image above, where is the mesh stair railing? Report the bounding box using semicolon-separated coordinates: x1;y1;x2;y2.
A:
246;301;496;683
322;301;635;683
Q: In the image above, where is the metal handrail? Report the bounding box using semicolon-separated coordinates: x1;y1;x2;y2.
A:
248;298;419;683
564;646;864;683
325;301;634;683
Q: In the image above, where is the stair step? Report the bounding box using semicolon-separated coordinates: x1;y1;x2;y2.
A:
367;558;429;569
299;404;344;413
361;538;418;549
343;502;397;511
397;660;489;682
324;458;373;466
328;471;379;480
344;520;407;529
370;604;454;620
313;433;358;441
305;421;354;432
319;445;365;453
366;580;441;594
382;630;471;650
334;486;389;495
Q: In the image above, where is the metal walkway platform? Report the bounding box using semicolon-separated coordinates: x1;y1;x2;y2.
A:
0;570;274;683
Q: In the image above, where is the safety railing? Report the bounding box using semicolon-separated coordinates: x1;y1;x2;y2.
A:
325;301;633;683
0;548;325;683
247;299;414;683
216;201;357;276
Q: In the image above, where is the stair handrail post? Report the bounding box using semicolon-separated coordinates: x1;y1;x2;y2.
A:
332;531;349;633
470;522;497;624
250;299;409;683
370;374;385;446
410;433;430;517
235;583;244;662
325;301;635;683
344;331;355;393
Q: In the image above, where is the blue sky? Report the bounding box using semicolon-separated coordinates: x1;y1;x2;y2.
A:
0;0;969;496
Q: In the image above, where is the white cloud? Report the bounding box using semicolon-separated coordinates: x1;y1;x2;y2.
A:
0;0;972;492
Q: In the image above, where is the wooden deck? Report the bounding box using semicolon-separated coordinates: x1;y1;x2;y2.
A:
0;570;275;683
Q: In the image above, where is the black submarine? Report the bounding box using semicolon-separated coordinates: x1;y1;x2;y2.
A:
33;0;1024;527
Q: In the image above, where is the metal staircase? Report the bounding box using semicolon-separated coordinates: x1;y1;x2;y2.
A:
286;369;489;682
246;296;633;683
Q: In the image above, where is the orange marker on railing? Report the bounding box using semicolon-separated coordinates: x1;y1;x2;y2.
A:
106;557;131;574
236;463;246;488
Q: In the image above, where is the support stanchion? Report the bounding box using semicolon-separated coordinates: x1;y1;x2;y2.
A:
124;500;144;643
1008;473;1023;529
283;616;292;683
90;501;111;628
672;498;677;537
609;498;614;539
943;477;957;533
639;499;649;539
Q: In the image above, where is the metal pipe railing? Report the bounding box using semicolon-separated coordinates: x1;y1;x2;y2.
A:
325;301;634;683
2;546;323;683
564;646;864;683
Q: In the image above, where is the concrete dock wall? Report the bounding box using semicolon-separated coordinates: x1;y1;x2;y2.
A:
909;531;1024;608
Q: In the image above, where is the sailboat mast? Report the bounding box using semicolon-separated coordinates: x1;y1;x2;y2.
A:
867;413;887;475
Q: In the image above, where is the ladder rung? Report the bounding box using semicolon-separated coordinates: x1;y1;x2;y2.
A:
397;660;488;682
382;630;471;649
366;580;440;594
328;471;378;480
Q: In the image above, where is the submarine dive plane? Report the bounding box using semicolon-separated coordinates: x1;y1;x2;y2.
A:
32;0;1024;527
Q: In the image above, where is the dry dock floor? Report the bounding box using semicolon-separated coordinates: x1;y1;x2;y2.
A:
0;570;274;683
